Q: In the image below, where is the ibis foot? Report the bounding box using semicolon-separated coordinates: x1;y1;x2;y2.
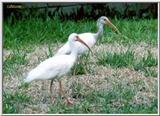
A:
66;98;74;105
51;96;56;104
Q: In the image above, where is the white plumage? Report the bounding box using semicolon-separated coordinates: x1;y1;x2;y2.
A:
56;16;120;56
56;33;96;55
24;33;91;104
24;55;75;83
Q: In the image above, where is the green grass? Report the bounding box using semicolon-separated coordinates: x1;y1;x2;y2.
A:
3;91;31;113
97;49;135;68
100;19;157;45
4;17;95;49
4;17;157;50
3;50;28;76
97;50;157;77
71;53;92;75
134;51;157;77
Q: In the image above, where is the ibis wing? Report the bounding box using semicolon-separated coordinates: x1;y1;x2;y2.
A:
25;55;74;82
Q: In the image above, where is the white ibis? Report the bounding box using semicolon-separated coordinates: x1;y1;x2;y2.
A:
55;16;120;74
56;16;120;56
24;33;92;105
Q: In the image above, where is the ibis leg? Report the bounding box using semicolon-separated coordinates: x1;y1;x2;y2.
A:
59;80;65;98
50;79;55;103
59;80;74;105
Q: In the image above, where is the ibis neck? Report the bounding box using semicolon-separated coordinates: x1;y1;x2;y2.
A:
95;23;104;39
69;42;78;59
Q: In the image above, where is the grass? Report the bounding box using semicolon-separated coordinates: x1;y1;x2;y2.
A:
48;82;157;114
4;17;157;50
97;49;135;68
3;50;28;76
3;17;158;114
134;51;157;77
3;91;31;113
97;50;157;77
101;18;157;45
71;53;92;75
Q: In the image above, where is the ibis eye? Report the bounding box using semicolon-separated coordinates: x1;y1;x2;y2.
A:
104;19;107;21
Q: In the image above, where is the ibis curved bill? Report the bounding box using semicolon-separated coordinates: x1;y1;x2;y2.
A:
24;33;91;105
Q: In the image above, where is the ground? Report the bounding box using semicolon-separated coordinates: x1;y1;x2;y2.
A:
3;42;158;114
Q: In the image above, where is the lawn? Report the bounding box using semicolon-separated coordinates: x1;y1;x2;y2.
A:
3;17;158;114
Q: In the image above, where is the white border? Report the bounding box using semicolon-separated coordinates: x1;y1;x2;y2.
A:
0;1;159;116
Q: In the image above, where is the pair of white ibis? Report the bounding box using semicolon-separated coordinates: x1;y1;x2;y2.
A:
24;16;120;105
